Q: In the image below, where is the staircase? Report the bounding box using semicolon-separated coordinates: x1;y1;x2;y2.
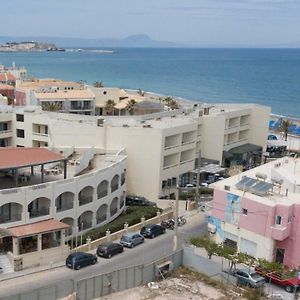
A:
0;254;14;274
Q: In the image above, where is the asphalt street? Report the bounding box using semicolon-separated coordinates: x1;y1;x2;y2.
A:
0;213;207;298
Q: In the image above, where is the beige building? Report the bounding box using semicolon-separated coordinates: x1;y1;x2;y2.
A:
0;101;270;200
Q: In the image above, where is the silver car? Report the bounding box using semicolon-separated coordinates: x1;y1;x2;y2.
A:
120;232;144;248
235;269;265;288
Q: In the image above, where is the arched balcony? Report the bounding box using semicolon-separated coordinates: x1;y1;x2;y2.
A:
111;175;119;193
55;192;74;212
60;217;74;236
96;204;108;224
110;197;119;217
79;186;94;206
0;203;22;224
121;170;126;186
78;211;93;231
28;197;51;218
120;192;125;209
97;180;108;199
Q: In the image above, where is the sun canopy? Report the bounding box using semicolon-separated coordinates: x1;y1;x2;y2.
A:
0;148;65;170
8;219;69;238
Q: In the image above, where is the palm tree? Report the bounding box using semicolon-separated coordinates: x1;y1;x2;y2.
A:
278;118;293;141
42;101;63;112
163;96;174;106
105;99;116;115
93;81;104;88
126;99;137;115
169;99;180;110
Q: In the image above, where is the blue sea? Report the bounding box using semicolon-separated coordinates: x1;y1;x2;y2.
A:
0;48;299;118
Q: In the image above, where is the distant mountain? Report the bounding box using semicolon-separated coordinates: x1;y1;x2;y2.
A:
0;34;186;48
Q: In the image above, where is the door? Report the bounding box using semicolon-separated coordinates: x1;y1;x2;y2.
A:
275;248;285;264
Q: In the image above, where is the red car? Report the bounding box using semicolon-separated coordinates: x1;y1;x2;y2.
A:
255;266;300;293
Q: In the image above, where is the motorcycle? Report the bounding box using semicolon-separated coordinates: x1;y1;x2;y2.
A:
161;219;175;230
178;216;187;226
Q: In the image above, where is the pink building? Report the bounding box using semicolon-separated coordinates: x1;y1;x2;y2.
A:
208;156;300;268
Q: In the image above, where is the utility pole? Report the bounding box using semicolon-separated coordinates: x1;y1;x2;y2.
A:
173;178;180;252
195;151;201;203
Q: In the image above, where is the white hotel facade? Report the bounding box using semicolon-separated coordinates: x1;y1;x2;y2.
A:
0;102;270;203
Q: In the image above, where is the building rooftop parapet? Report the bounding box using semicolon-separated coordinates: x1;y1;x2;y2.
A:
212;156;300;205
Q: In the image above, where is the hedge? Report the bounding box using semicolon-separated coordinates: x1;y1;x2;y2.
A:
70;206;158;245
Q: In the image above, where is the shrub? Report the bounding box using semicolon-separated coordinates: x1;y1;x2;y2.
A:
70;206;157;245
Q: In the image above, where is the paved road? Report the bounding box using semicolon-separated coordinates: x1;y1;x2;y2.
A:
0;213;207;298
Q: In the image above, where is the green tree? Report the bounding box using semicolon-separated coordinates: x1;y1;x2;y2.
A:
163;96;174;106
162;96;179;110
105;99;116;115
190;235;220;259
169;99;180;110
278;118;293;141
42;101;63;112
93;81;104;88
126;99;137;115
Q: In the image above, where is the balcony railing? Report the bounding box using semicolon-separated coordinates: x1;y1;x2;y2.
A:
110;208;118;216
79;221;92;231
271;224;291;241
111;185;119;193
0;130;12;135
97;190;108;199
29;207;49;218
33;132;49;137
79;196;93;206
96;215;107;224
0;214;22;224
57;202;74;212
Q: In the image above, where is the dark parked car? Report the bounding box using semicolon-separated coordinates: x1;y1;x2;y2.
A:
125;195;157;207
66;252;97;270
97;242;123;258
140;224;166;238
120;232;144;248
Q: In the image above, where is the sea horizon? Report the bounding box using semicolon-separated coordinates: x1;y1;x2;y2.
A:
1;47;299;118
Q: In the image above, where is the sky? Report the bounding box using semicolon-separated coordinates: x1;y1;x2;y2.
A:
1;0;300;46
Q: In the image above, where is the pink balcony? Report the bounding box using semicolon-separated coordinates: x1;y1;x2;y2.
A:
271;224;291;241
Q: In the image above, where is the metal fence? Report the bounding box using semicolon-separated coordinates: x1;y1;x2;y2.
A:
1;250;183;300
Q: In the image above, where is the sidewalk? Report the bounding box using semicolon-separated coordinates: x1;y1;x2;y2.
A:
0;260;64;282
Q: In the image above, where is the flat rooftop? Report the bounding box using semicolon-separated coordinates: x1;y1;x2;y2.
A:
0;148;126;191
211;156;300;206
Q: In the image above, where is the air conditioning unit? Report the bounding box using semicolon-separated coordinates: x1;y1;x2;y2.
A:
224;185;230;191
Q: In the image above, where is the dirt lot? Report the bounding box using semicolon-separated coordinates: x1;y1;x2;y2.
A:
96;268;248;300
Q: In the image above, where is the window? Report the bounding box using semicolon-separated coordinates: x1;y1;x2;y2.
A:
242;208;248;216
16;114;24;122
172;177;177;187
162;180;167;189
16;129;25;138
288;215;293;223
275;216;282;225
103;91;107;95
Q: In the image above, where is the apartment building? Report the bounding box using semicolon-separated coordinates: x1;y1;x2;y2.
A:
0;112;14;147
0;101;269;200
208;156;300;268
15;79;91;111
